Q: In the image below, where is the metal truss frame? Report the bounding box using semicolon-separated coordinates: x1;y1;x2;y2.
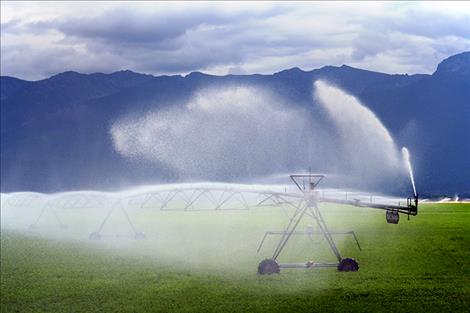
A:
89;199;145;240
2;177;418;273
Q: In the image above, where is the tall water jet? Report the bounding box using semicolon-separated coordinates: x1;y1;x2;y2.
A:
401;147;417;197
314;80;402;184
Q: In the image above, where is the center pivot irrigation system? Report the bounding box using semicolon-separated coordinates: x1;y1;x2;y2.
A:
256;174;418;274
3;174;418;275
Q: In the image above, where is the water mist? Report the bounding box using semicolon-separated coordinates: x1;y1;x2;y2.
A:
110;85;320;179
314;80;404;188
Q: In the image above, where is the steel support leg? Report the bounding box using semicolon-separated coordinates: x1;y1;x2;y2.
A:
160;191;179;210
271;201;309;260
96;207;115;233
29;205;47;228
215;192;236;210
308;205;342;262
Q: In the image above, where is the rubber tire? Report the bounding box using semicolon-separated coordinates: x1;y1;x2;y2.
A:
386;210;399;224
258;259;280;275
337;258;359;272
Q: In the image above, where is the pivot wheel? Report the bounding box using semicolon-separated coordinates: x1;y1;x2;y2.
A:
386;210;399;224
134;232;146;240
257;259;280;275
89;232;101;240
337;258;359;272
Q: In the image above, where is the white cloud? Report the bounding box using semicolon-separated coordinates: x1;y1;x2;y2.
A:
1;1;469;79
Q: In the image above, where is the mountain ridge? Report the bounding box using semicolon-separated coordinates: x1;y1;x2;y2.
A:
1;52;469;195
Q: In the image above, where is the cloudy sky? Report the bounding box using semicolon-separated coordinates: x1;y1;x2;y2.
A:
1;1;469;80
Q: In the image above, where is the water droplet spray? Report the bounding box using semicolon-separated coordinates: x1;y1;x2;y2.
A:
401;147;417;197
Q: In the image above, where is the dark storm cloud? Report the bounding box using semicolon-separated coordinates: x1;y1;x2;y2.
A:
73;7;312;74
3;4;295;76
29;5;289;45
54;9;225;44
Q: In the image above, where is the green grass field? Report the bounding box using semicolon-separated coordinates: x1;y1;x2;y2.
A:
1;203;470;312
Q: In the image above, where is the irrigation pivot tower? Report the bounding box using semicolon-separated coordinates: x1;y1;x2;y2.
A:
257;174;418;274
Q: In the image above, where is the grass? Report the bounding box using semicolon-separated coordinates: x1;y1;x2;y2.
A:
1;203;470;312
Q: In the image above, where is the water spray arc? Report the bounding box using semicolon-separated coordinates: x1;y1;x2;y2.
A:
402;147;417;197
2;82;421;275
